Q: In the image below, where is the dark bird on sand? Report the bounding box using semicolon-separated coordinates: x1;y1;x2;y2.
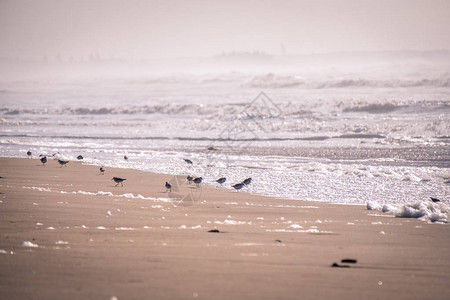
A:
430;197;441;203
58;160;69;167
232;183;244;191
77;155;83;160
216;177;226;185
124;155;128;160
242;178;252;185
184;159;193;165
40;156;47;166
193;177;203;187
187;175;193;184
99;166;105;175
165;182;172;192
112;177;126;186
27;151;32;158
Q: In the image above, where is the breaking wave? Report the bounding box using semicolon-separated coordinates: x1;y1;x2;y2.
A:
245;74;450;89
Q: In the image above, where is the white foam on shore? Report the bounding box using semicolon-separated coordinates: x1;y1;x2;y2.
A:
23;241;39;248
265;228;328;233
367;201;382;210
367;200;449;223
115;227;134;230
55;240;69;245
73;190;173;202
290;224;303;229
22;186;51;192
395;201;449;223
215;219;248;225
234;243;264;246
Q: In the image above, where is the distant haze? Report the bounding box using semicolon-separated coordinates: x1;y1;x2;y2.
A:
1;0;450;60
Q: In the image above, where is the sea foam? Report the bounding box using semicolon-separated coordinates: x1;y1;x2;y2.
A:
367;200;449;223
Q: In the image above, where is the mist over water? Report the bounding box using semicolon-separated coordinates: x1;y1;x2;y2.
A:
1;52;449;206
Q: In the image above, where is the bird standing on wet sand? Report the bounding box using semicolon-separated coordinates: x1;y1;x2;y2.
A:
77;155;83;160
58;160;69;167
40;156;47;166
243;178;252;185
232;183;244;191
99;166;105;175
184;159;193;165
112;177;126;187
27;151;32;158
124;155;128;160
216;177;226;185
165;182;172;192
193;177;203;187
187;175;193;184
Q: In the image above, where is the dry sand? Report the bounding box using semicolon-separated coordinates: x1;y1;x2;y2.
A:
0;157;449;300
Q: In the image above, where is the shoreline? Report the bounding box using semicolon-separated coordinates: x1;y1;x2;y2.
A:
0;157;449;299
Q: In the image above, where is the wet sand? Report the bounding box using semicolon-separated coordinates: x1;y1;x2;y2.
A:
0;157;449;300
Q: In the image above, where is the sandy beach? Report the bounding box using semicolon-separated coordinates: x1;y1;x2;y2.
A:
0;157;449;300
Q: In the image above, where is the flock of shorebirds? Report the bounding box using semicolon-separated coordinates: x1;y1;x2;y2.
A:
167;159;253;193
26;150;445;202
27;151;253;193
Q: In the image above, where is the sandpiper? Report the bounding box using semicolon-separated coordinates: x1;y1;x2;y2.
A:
232;183;244;191
40;156;47;166
193;177;203;187
187;175;193;184
77;155;83;160
58;160;69;167
27;151;32;158
184;159;193;165
99;166;105;175
243;178;252;185
216;177;226;185
112;177;126;187
124;155;128;160
165;182;172;192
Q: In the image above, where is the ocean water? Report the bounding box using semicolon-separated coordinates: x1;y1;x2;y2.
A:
1;68;449;211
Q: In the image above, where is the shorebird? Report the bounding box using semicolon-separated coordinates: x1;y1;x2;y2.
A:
184;159;193;165
193;177;203;187
165;182;172;192
112;177;126;187
124;155;128;160
232;183;244;191
77;155;83;160
40;156;47;166
430;197;441;203
242;178;252;185
58;160;69;167
99;166;105;175
27;151;32;158
216;177;226;185
187;175;193;184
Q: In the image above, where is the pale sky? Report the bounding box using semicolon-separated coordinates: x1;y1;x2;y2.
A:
1;0;450;60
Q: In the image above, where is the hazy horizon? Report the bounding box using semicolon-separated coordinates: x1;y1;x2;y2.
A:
1;0;450;61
